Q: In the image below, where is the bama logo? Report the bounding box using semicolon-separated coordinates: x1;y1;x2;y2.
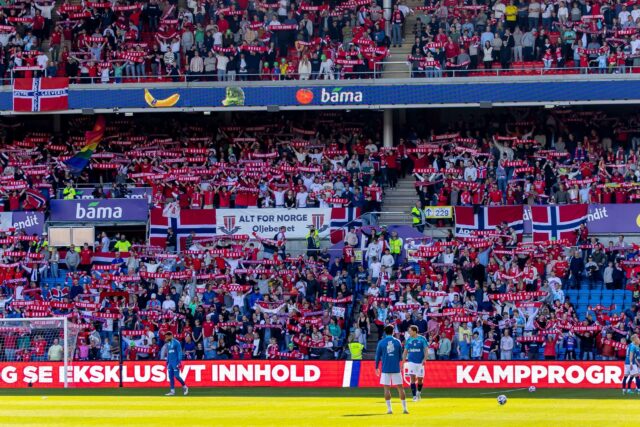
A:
320;87;363;104
456;364;622;385
75;202;123;220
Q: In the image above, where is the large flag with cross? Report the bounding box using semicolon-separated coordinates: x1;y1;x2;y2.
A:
531;204;588;244
13;78;69;112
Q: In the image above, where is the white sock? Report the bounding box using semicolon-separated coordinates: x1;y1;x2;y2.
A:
386;400;392;412
401;400;408;411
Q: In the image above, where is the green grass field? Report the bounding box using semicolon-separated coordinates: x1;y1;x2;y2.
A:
0;387;638;427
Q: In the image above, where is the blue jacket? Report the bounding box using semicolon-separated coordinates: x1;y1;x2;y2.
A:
166;339;183;368
375;335;402;373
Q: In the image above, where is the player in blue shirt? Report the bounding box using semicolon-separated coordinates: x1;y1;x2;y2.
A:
375;324;408;414
163;331;189;396
402;325;428;401
622;334;639;394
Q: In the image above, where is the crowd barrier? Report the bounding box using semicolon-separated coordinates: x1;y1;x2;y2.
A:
0;360;624;389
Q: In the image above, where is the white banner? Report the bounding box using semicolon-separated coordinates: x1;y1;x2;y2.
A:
424;206;453;219
0;213;12;230
215;208;332;238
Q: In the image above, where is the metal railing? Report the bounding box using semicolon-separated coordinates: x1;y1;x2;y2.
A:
394;61;633;78
7;67;395;85
8;62;630;86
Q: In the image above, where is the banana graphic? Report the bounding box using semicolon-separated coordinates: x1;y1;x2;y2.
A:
144;89;180;108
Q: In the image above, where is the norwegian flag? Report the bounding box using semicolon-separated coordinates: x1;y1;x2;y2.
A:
13;78;69;112
329;208;361;244
149;208;216;251
24;188;46;210
531;204;588;244
454;206;524;236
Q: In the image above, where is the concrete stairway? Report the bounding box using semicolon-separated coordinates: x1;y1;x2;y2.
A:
379;176;417;226
381;0;423;78
379;175;453;239
383;44;412;78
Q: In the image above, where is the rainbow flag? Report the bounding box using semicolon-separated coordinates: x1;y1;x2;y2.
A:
64;115;106;175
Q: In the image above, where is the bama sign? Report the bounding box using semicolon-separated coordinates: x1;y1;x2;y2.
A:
0;360;347;388
49;199;149;222
358;361;623;389
215;208;332;238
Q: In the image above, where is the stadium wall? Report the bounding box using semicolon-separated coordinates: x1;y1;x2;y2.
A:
4;76;640;113
0;360;623;389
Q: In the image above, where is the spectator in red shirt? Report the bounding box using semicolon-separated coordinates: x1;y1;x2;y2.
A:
79;243;93;273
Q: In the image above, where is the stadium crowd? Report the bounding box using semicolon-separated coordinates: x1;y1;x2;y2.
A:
0;112;385;213
0;215;639;363
0;109;638;363
1;0;392;83
5;107;640;214
404;108;640;208
406;0;640;76
7;0;640;81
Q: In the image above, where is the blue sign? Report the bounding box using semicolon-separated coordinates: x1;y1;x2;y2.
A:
50;199;149;222
2;79;640;111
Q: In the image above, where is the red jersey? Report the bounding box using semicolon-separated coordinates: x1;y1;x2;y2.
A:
614;189;626;204
554;260;569;277
80;249;93;265
190;192;203;209
203;189;215;206
343;246;355;263
218;190;231;208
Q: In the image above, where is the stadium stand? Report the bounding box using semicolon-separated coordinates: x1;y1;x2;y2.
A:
406;0;640;77
0;108;638;365
1;0;392;82
6;0;640;81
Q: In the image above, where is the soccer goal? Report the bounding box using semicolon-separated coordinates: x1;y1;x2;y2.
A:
0;317;81;388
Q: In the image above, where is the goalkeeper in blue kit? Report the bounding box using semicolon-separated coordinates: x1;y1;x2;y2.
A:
375;325;408;414
163;331;189;396
402;325;428;401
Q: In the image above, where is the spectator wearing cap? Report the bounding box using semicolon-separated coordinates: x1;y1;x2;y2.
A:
147;293;161;310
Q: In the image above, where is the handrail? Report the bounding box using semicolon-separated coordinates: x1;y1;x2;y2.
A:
392;61;629;78
6;62;625;85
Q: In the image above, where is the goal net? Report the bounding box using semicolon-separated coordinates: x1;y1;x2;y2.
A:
0;317;81;388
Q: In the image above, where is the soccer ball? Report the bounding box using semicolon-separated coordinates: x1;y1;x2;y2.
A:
497;395;507;405
528;386;536;393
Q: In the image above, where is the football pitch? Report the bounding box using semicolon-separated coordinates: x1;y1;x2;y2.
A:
0;387;637;427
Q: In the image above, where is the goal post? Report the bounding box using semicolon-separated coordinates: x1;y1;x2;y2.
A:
0;317;80;388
